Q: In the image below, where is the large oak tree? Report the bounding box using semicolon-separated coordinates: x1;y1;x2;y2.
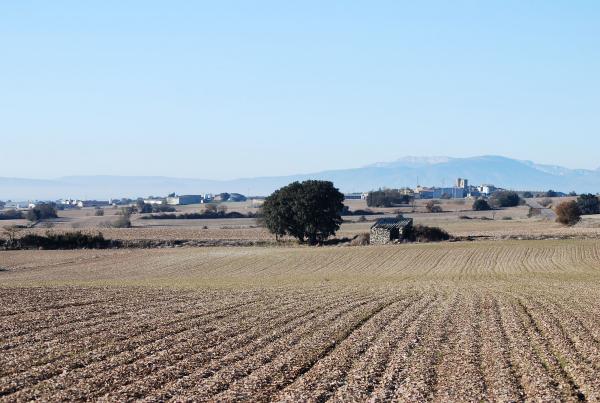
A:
261;180;344;245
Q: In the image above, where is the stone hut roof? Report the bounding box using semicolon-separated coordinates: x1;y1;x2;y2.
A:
371;217;413;230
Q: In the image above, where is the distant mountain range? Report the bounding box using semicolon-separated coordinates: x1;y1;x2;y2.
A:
1;155;599;200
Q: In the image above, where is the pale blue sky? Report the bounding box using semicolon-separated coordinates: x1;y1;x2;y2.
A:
1;1;599;179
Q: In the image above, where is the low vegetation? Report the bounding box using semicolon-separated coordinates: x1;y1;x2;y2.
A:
26;203;58;221
366;189;412;207
555;201;581;226
425;200;443;213
406;224;451;242
0;209;24;220
490;191;521;208
1;231;112;250
141;211;256;220
472;199;491;211
576;193;600;215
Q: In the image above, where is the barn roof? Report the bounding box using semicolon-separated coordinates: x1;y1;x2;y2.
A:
371;217;413;230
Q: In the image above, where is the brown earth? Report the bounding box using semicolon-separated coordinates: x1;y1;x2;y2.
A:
2;239;600;400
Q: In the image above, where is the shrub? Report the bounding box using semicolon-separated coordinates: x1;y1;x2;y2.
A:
94;208;105;216
425;201;442;213
577;194;600;215
472;199;491;211
14;231;112;249
152;204;175;213
26;203;58;221
555;201;581;226
406;225;450;242
136;200;153;214
204;204;218;213
490;191;520;208
112;210;132;228
350;233;370;246
366;189;412;207
357;215;367;222
539;198;553;208
0;209;24;220
522;192;534;198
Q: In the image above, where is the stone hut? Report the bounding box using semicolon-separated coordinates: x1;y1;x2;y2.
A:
370;217;413;245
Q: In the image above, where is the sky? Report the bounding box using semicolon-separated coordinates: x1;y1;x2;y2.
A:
1;1;599;179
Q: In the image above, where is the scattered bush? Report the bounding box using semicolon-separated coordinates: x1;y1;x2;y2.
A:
340;207;381;216
555;201;581;226
9;231;112;250
577;194;600;215
111;212;132;228
366;189;412;207
472;199;491;211
0;209;24;220
26;203;58;221
152;204;175;213
406;225;450;242
490;191;521;208
204;204;218;213
350;233;370;246
522;191;534;198
94;208;105;216
501;216;512;220
141;211;254;220
425;201;442;213
357;215;367;222
539;198;553;208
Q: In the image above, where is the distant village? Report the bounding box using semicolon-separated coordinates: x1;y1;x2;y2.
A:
0;178;571;211
1;192;249;210
343;178;568;201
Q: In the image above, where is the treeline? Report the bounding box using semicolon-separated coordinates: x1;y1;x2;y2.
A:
366;190;412;207
1;231;114;250
140;211;259;220
0;209;23;220
0;203;58;221
340;206;383;216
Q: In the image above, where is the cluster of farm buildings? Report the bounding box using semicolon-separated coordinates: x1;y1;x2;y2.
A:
344;178;550;201
1;177;565;211
1;192;248;210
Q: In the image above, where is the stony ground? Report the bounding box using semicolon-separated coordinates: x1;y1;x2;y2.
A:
2;240;600;401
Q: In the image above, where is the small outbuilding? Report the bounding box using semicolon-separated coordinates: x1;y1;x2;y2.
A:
370;217;413;245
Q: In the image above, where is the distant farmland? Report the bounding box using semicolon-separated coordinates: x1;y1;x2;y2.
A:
2;240;600;400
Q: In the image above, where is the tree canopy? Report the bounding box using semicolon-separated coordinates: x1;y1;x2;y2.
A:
366;189;412;207
491;191;521;208
555;201;581;226
576;194;600;215
472;199;491;211
261;180;344;245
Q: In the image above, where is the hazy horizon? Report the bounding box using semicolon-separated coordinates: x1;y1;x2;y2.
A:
2;2;599;179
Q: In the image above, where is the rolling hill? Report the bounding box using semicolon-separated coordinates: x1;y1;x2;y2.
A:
1;155;599;200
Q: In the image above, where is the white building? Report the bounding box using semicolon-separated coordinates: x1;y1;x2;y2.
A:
478;184;497;196
4;201;30;209
143;198;165;205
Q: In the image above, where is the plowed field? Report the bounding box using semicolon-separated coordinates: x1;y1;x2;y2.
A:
2;240;600;401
